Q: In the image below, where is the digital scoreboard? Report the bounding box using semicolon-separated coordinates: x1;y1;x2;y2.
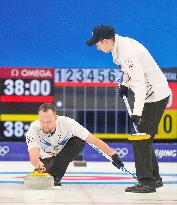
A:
0;68;54;141
54;68;128;134
0;67;176;141
54;68;177;140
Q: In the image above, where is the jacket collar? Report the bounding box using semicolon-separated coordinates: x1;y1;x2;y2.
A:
112;34;120;64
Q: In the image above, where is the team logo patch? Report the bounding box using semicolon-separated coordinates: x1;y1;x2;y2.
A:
124;58;134;68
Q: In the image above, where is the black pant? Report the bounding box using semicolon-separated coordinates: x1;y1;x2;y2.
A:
40;136;85;180
132;96;169;188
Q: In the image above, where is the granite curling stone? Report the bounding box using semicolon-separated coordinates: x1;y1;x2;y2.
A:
24;171;54;189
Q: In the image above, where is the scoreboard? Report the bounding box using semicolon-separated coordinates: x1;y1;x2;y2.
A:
54;68;177;140
54;68;128;135
0;68;54;141
156;70;177;140
0;67;177;141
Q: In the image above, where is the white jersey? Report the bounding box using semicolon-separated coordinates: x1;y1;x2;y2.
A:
26;116;90;159
112;34;170;116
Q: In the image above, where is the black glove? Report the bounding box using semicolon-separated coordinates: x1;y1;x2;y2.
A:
111;153;124;169
117;85;128;98
130;115;141;134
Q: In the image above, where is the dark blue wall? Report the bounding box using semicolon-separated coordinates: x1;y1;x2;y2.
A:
0;0;177;68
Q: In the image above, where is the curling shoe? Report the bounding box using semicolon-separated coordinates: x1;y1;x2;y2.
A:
155;180;163;188
125;182;156;193
54;176;62;186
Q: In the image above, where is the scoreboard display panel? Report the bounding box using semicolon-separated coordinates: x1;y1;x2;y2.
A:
54;68;177;140
0;67;177;141
0;68;54;141
54;68;129;136
156;70;177;140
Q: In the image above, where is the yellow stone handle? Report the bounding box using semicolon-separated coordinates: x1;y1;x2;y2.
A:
28;171;50;176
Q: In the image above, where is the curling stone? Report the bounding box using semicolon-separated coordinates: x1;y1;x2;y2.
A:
73;160;87;167
73;154;87;167
24;171;54;190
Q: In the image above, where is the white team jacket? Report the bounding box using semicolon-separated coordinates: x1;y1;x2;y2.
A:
26;116;90;159
112;34;171;116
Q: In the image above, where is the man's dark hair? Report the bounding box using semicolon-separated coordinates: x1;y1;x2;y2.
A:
38;103;57;113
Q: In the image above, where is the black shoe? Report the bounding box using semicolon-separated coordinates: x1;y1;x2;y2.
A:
54;177;62;186
156;180;163;188
125;182;156;193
